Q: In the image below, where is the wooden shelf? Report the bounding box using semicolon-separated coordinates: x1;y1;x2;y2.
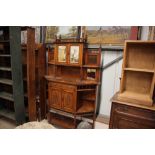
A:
0;91;14;101
0;78;13;85
48;62;81;67
48;62;55;65
0;108;15;121
0;67;11;71
0;40;10;43
49;112;76;129
77;89;95;92
124;68;154;73
81;97;96;102
0;54;11;57
76;103;94;114
118;91;153;105
83;65;100;68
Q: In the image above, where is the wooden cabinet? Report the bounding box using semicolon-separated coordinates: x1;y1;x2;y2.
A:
45;38;101;128
48;83;76;113
109;93;155;129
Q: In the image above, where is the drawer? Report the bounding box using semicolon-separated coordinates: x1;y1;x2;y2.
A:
115;103;155;119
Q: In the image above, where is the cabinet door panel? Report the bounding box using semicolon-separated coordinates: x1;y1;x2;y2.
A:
62;89;75;112
49;87;61;109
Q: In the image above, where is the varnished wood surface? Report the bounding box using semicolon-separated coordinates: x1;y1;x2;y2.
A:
45;75;98;86
109;96;155;129
46;39;101;128
119;41;155;106
112;93;155;111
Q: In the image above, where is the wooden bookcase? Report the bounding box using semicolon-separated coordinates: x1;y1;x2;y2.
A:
45;39;101;128
0;26;25;125
118;41;155;106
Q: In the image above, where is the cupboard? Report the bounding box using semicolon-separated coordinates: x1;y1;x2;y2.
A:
45;38;101;128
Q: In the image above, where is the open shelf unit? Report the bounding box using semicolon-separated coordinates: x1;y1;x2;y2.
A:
46;39;101;128
0;26;25;125
118;41;155;106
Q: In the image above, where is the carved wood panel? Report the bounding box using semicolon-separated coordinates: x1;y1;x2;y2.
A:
110;102;155;129
62;89;75;112
49;87;61;109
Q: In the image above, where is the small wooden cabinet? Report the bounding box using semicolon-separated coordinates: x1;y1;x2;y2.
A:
48;83;76;112
109;93;155;129
45;38;101;128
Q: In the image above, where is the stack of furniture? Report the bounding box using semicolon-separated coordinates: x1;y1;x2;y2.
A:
0;26;25;125
110;41;155;129
45;38;101;128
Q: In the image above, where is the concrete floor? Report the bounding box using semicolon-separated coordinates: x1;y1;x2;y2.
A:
0;117;108;129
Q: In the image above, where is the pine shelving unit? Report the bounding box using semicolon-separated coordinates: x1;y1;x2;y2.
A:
118;41;155;106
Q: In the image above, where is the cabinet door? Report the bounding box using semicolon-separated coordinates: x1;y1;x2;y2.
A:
48;87;61;109
62;89;76;113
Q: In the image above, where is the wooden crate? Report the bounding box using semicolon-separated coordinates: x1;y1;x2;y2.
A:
118;41;155;106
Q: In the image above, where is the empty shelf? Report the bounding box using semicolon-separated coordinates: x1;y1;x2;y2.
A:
118;91;153;105
0;92;14;101
124;68;154;73
0;108;15;121
0;67;11;71
76;103;94;114
0;78;13;85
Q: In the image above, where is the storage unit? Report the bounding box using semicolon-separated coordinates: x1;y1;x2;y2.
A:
45;38;101;128
109;93;155;129
0;26;25;125
118;41;155;106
